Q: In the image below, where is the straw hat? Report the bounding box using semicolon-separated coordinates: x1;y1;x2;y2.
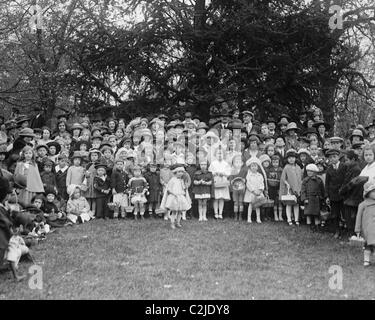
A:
306;164;319;172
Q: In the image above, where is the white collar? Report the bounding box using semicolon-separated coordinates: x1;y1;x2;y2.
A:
55;165;68;173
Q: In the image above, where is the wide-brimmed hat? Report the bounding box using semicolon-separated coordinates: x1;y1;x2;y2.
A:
259;154;271;163
313;120;330;131
18;128;35;137
42;158;54;167
36;143;49;152
246;157;261;167
47;141;61;154
286;149;298;158
302;128;318;136
71;151;83;159
298;148;310;155
171;165;186;173
100;145;113;154
197;122;209;130
203;131;219;140
278;118;289;126
285;122;300;133
70;123;84;131
306;163;319;172
228;119;243;130
363;180;375;198
95;161;108;170
242;110;254;117
91;132;104;141
329;136;344;143
350;129;364;140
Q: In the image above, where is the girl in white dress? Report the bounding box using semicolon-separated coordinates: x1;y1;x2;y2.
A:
209;147;231;219
244;157;265;223
160;165;191;229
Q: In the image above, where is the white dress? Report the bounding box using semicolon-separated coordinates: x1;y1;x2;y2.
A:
160;177;191;211
244;171;265;203
209;159;231;200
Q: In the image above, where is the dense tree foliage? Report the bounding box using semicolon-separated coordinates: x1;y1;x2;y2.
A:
0;0;374;130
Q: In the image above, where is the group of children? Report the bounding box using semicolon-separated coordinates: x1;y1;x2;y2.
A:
1;106;375;272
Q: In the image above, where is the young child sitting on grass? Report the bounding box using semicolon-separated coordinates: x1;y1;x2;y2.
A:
66;185;94;224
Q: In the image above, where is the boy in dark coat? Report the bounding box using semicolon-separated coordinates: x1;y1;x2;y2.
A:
111;159;129;218
93;163;111;219
301;164;325;232
144;163;162;218
55;154;69;200
325;149;346;238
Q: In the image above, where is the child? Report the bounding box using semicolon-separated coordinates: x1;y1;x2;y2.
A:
100;145;114;175
43;188;68;228
279;149;302;226
144;163;162;218
128;165;148;220
244;157;265;223
93;162;111;219
111;159;129;218
35;144;49;172
14;146;44;206
55;154;69;200
160;165;191;229
40;158;57;192
160;158;173;220
267;155;283;221
66;151;85;190
84;149;101;215
228;154;245;221
355;180;375;266
193;161;213;221
301;164;325;231
0;176;26;281
325;148;346;238
66;185;94;224
209;147;231;219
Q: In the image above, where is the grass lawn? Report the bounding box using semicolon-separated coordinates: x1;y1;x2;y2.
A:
1;216;375;300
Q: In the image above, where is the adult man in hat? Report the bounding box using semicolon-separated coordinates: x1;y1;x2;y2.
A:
325;148;346;238
297;110;308;132
16;115;30;129
213;110;231;138
329;136;344;151
242;110;254;134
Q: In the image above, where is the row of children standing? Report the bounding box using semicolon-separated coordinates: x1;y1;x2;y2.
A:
1;109;374;240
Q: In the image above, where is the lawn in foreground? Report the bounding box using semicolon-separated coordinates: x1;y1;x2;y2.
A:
1;218;375;299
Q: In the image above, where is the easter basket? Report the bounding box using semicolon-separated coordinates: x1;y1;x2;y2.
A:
155;208;166;215
231;177;246;191
262;197;275;208
349;235;365;247
107;202;119;211
124;206;134;213
281;184;297;206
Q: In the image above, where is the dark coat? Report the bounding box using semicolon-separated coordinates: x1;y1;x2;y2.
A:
301;175;325;216
144;171;162;202
339;161;363;207
93;176;111;198
0;205;12;251
55;166;68;200
111;168;128;193
325;162;346;202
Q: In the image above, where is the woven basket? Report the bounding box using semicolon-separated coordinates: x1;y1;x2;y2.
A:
124;206;134;213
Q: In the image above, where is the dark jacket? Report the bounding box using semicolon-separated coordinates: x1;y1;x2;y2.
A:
0;205;12;251
111;168;128;193
325;162;346;201
339;161;365;207
94;175;111;198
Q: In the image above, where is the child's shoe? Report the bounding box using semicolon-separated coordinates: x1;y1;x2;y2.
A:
171;222;176;229
247;219;252;223
295;221;300;226
218;214;223;220
274;215;279;222
288;221;293;226
176;222;182;228
256;219;262;224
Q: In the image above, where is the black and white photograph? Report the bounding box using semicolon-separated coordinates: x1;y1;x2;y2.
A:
0;0;375;304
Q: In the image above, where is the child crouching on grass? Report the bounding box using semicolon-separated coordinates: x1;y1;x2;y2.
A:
160;165;191;229
66;185;94;224
355;180;375;267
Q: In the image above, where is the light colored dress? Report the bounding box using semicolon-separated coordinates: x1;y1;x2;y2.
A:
244;171;265;203
66;196;94;223
209;159;231;200
160;176;191;211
